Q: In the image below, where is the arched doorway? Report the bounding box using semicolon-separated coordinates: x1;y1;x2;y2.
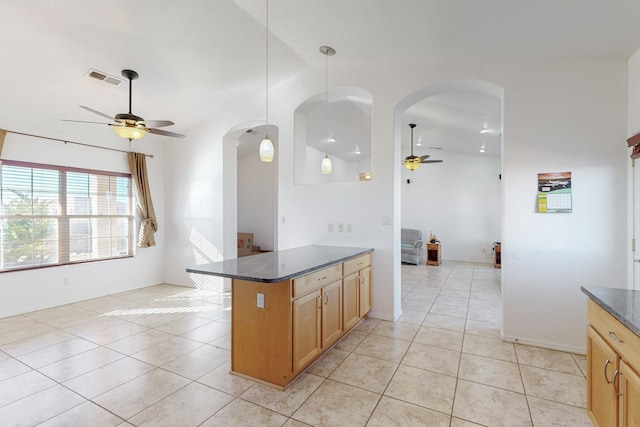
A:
394;79;504;321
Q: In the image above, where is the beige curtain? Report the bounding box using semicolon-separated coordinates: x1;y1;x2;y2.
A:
128;152;157;247
0;128;7;159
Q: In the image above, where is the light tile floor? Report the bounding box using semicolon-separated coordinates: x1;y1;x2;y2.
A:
0;262;591;426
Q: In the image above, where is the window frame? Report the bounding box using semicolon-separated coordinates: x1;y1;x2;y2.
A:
0;159;135;273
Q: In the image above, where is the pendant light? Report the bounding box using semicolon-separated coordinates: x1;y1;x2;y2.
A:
320;45;335;174
259;0;275;162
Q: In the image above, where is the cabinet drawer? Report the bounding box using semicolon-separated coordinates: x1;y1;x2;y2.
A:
343;254;371;277
588;299;640;367
293;264;342;298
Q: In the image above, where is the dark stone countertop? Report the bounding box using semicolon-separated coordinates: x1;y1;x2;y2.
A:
581;286;640;338
186;245;373;283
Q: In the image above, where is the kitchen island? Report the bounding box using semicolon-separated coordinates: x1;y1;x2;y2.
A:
581;286;640;426
188;245;373;389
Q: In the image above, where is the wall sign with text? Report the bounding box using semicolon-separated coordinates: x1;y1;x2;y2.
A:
537;172;572;213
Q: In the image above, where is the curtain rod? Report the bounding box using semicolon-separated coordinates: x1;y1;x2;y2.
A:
4;130;154;158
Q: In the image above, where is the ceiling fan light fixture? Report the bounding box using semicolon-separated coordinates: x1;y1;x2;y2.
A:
113;125;146;140
404;157;420;171
259;135;274;162
321;153;332;174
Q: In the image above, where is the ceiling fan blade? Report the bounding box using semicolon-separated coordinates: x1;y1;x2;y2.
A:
421;160;443;163
61;119;111;125
80;105;116;121
147;127;186;138
419;154;431;160
140;120;175;128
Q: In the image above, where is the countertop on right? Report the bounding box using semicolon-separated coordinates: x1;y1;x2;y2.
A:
581;285;640;338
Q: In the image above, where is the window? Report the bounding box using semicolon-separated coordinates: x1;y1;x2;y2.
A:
0;160;134;272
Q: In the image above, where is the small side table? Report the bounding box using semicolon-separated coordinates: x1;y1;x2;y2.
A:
426;242;441;266
494;243;501;269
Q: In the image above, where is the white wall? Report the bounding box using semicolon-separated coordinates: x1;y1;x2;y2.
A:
401;150;501;263
161;58;628;353
0;132;166;318
238;151;275;251
499;61;627;353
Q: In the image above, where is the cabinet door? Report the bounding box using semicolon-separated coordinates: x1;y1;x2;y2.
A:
359;266;371;316
293;291;321;372
322;280;343;348
621;360;640;427
343;273;360;331
587;326;619;427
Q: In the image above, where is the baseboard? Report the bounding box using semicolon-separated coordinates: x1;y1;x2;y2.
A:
501;334;585;355
366;310;396;322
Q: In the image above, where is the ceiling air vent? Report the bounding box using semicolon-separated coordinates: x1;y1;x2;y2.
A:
86;69;123;86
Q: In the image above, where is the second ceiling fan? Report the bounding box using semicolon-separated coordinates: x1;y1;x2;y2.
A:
404;123;442;170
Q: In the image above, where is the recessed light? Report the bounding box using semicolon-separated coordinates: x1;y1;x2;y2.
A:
327;138;336;143
479;148;486;153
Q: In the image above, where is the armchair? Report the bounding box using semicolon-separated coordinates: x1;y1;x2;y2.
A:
401;228;424;265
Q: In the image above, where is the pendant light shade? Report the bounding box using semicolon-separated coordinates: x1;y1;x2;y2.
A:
320;45;335;174
260;0;275;162
259;135;274;162
321;153;332;174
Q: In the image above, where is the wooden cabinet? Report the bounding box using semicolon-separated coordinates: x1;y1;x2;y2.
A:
321;280;343;348
343;254;372;331
359;266;371;316
620;360;640;427
292;263;343;371
426;243;441;266
587;325;619;427
292;278;343;372
293;290;322;372
587;299;640;426
233;253;371;389
343;272;360;331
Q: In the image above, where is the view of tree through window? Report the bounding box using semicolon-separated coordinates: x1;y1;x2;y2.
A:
0;161;134;272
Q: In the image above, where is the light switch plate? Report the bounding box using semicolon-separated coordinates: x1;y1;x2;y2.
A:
257;293;265;309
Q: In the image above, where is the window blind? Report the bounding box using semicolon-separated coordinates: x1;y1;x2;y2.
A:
0;160;134;272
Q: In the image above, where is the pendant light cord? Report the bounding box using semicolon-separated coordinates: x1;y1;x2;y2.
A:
325;50;328;154
265;0;269;131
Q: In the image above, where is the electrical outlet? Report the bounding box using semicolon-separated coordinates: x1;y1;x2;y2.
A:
382;216;391;225
63;277;69;286
338;223;344;232
347;224;353;232
257;293;265;309
328;223;334;232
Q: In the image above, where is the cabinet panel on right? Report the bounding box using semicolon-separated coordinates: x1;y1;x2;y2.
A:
586;299;640;427
342;255;371;332
620;360;640;427
587;325;619;427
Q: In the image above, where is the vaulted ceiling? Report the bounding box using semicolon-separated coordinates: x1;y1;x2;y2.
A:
2;0;640;158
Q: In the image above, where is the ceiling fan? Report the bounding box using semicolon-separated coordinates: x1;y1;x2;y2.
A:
63;69;185;140
404;123;442;170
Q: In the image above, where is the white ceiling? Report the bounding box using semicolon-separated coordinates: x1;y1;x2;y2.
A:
2;0;640;157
